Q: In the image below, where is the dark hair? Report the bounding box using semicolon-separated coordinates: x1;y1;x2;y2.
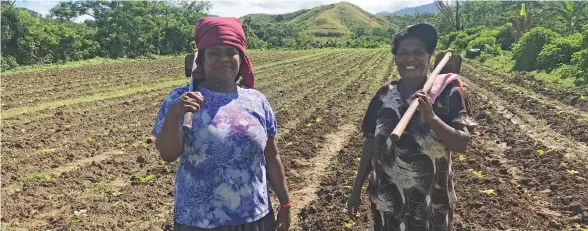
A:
391;23;438;55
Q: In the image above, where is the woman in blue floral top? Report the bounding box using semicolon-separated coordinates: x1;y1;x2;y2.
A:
152;17;291;231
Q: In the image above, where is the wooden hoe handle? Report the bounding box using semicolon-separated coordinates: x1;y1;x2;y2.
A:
182;50;199;133
390;52;453;142
181;77;195;133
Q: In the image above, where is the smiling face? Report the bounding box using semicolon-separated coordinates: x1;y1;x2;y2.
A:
394;37;432;82
202;44;241;86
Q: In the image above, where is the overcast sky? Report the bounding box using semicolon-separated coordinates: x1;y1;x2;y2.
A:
15;0;434;21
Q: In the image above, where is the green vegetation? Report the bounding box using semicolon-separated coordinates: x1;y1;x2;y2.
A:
1;0;209;70
435;1;588;87
2;0;588;87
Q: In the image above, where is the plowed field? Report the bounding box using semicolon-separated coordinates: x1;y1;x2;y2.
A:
2;49;587;230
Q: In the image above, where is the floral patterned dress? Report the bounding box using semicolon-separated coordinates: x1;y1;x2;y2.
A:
361;80;476;230
152;85;277;229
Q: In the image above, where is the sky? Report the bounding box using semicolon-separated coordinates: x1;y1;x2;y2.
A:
14;0;435;21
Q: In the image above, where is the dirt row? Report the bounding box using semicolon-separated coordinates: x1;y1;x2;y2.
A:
0;50;388;230
463;60;588;111
0;50;362;190
462;67;588;146
2;50;341;111
298;81;588;231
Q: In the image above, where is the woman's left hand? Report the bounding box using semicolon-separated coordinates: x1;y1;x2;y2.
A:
411;91;436;123
275;207;290;231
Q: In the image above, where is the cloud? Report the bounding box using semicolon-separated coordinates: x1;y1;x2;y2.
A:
208;0;435;17
15;0;435;21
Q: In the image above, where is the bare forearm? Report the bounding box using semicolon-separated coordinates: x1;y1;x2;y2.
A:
352;137;375;192
155;116;184;162
266;155;290;204
427;116;470;152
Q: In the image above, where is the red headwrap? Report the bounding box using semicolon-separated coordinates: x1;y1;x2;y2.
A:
191;17;255;89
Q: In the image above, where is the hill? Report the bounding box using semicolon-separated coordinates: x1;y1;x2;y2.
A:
388;2;438;15
241;2;391;39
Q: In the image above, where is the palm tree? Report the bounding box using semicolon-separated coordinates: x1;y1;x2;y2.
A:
549;0;587;35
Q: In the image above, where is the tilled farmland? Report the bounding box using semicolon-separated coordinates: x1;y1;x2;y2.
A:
2;49;587;230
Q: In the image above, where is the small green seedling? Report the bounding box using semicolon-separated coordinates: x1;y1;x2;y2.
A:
112;191;123;197
286;142;293;146
74;209;88;218
472;171;484;179
457;154;465;162
344;219;355;228
135;175;154;183
353;170;358;176
577;118;584;123
579;227;588;231
556;111;562;115
580;95;586;100
533;140;539;146
356;157;361;161
306;123;313;127
480;189;496;195
315;117;322;123
566;169;578;175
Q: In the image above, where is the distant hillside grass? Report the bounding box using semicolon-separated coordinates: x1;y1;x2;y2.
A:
241;2;391;40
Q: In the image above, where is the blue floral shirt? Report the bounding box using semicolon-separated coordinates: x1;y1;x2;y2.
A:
152;85;277;228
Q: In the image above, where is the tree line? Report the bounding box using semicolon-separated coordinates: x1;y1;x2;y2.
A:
1;0;210;71
1;0;587;81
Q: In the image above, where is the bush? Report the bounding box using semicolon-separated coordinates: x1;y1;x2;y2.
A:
582;24;588;48
552;64;581;80
572;49;588;70
440;31;465;49
1;55;19;71
512;27;559;71
537;35;582;71
468;37;499;52
496;23;515;50
571;49;588;84
463;26;488;36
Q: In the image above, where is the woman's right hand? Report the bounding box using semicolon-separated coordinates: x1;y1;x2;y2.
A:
169;91;204;118
347;191;361;221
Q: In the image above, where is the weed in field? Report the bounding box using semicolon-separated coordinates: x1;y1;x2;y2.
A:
577;118;584;123
580;95;586;100
472;170;484;179
83;181;110;194
457;154;465;162
353;170;358;176
533;140;539;146
134;175;154;183
315;117;322;123
356;157;361;161
73;209;88;219
111;191;123;197
537;149;552;156
480;189;497;195
306;123;313;127
566;169;579;175
344;219;355;228
22;172;51;182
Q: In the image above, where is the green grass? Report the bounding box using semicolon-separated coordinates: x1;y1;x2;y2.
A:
474;51;585;89
1;54;182;76
482;52;514;73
